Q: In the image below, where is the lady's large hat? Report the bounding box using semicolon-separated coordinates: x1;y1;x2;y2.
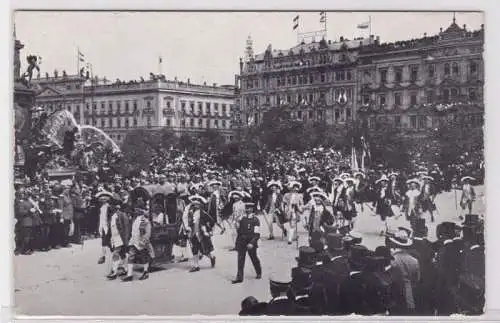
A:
375;175;390;185
188;194;207;204
289;181;302;190
308;176;321;183
267;181;282;190
461;176;475;183
229;191;244;199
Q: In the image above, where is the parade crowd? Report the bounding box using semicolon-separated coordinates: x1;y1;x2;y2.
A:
13;146;485;315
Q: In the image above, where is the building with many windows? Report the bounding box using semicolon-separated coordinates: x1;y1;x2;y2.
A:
237;17;484;137
236;36;375;127
356;17;484;134
33;74;237;144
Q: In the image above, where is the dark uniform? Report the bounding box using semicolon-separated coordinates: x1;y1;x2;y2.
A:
233;214;262;282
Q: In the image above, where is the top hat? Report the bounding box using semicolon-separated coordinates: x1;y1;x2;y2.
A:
310;239;324;253
269;272;292;296
462;224;479;242
291;267;313;292
326;233;343;251
462;214;480;226
413;218;428;237
309;231;323;243
437;221;458;240
349;245;370;268
295;246;316;269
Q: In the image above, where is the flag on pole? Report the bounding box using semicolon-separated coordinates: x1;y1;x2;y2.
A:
159;56;163;64
351;138;359;171
320;11;326;23
293;15;299;30
357;21;370;29
78;50;85;62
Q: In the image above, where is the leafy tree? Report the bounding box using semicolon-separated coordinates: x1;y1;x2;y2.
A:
120;129;159;173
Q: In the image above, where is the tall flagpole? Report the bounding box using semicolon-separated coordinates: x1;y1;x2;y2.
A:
77;47;80;76
369;15;372;37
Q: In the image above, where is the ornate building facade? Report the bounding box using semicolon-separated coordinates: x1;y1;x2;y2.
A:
33;75;237;144
356;18;484;135
236;36;376;127
237;17;484;138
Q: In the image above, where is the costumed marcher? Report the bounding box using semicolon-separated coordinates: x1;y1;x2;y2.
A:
402;179;421;230
96;191;113;265
207;180;225;234
106;199;131;280
183;195;216;273
459;176;476;219
263;181;285;240
282;181;304;245
342;178;357;230
353;171;368;213
420;175;437;223
232;202;262;284
374;175;393;236
122;207;155;281
306;192;335;237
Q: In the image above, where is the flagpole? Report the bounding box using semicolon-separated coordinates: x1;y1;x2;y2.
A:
369;15;372;37
77;46;80;76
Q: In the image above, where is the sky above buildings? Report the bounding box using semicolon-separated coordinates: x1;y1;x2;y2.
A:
14;11;483;86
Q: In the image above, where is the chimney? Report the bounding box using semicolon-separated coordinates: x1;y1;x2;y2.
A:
203;81;207;86
440;27;443;32
239;57;243;74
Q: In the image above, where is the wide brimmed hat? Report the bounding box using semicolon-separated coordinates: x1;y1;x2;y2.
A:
387;228;413;247
333;177;343;183
310;191;328;201
95;191;113;199
343;177;355;184
461;176;475;183
353;171;365;178
308;176;321;183
239;301;268;316
207;180;222;187
343;231;363;245
422;175;434;181
295;246;316;268
326;233;343;251
406;178;420;186
229;191;244;199
340;172;351;180
188;194;207;204
375;175;390;184
289;181;302;190
306;186;322;194
267;181;282;190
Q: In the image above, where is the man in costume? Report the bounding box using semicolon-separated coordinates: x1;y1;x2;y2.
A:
96;191;113;264
207;180;225;233
459;176;476;219
232;202;262;284
263;181;285;240
282;181;304;245
420;175;437;222
106;199;131;280
183;195;216;272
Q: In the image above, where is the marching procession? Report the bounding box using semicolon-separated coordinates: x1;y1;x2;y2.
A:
13;144;485;315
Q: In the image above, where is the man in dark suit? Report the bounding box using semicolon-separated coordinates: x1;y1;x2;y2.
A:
232;203;262;284
266;273;296;315
338;244;370;315
408;218;436;315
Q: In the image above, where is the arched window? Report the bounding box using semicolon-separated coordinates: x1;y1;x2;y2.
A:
452;62;459;75
444;63;450;76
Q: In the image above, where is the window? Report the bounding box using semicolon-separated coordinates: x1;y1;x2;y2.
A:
410;67;418;82
292;76;297;85
410;116;417;129
222;104;227;114
67;105;71;111
190;119;194;127
410;93;417;105
394;93;401;106
297;111;303;119
198;119;203;127
181;101;186;111
147;117;152;128
444;63;450;76
380;69;387;83
108;102;113;114
190;102;195;113
206;119;210;128
451;88;459;98
369;117;376;129
334;110;340;121
266;96;270;104
214;103;219;114
309;75;314;84
470;61;478;74
319;92;325;101
443;89;450;102
346;108;351;120
133;118;138;126
277;95;281;105
117;101;121;113
452;62;459;75
133;101;138;111
214;119;219;128
103;119;107;128
117;118;121;128
363;95;370;105
428;65;435;77
109;117;113;128
117;134;121;140
286;95;291;103
395;68;402;82
317;110;323;120
418;116;426;129
469;88;477;101
321;73;326;83
198;102;203;113
166;119;171;127
125;119;129;128
427;91;434;104
379;94;386;105
222;120;226;128
346;70;352;81
394;115;401;128
125;102;129;113
76;105;80;113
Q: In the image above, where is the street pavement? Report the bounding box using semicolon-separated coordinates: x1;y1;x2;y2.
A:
14;187;485;316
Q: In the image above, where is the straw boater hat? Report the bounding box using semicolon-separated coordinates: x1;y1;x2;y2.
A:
387;227;413;248
308;176;321;183
229;191;244;199
461;176;475;183
289;181;302;190
422;175;434;181
188;194;208;205
267;181;282;190
95;191;113;200
375;175;390;185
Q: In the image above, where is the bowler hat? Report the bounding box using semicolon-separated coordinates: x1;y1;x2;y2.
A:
295;246;316;269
